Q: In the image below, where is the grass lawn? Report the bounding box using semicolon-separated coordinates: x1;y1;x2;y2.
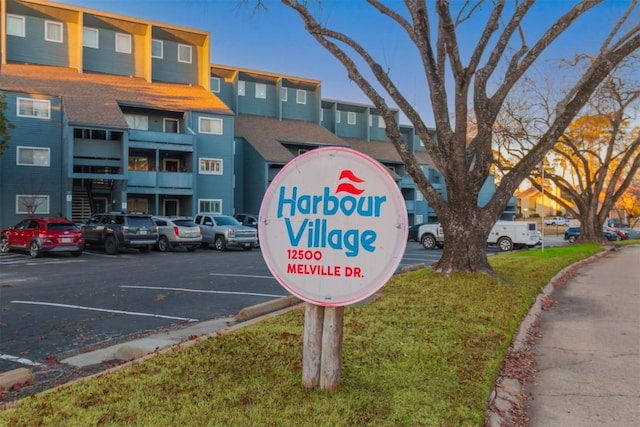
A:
0;243;606;426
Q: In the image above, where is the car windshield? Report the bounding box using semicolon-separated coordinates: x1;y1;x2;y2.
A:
215;216;240;226
47;223;79;231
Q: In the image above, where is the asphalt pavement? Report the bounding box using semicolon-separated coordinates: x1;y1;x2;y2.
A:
526;245;640;426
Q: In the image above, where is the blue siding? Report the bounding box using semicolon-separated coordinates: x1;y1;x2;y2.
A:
282;88;317;121
82;29;135;77
6;15;69;67
152;41;198;85
213;77;236;112
237;81;277;117
0;92;64;226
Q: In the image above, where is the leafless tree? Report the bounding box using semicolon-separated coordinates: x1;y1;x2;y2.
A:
282;0;640;274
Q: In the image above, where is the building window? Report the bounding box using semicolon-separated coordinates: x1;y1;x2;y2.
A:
45;20;63;43
17;98;51;119
129;156;149;171
415;214;424;224
347;112;357;125
368;115;372;127
199;117;223;135
211;77;221;93
198;199;222;214
296;89;306;104
83;27;99;48
152;39;163;58
199;158;223;175
336;111;341;123
17;195;50;215
238;80;245;96
387;166;396;173
163;118;179;133
281;87;288;101
17;146;50;167
115;33;132;54
256;83;267;99
178;44;192;63
378;116;386;128
124;114;148;130
416;192;424;201
6;14;25;37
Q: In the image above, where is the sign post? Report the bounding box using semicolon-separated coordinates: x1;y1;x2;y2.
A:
259;147;407;390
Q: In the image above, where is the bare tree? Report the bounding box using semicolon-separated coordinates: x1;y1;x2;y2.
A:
282;0;640;274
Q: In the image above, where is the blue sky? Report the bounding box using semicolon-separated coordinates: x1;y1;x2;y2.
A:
58;1;636;126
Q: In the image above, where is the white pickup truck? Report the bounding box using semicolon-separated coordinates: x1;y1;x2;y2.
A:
417;223;445;249
419;220;540;251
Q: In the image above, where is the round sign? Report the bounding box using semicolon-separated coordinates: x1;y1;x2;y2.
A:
259;147;408;306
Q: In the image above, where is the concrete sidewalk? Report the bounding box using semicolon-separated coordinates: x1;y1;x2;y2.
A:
526;245;640;426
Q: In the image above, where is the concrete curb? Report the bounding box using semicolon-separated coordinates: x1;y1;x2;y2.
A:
484;249;612;426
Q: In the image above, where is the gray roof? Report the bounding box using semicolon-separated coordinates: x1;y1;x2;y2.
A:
343;138;436;168
0;64;233;128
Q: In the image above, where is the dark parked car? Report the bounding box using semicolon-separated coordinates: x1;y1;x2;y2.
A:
408;223;427;242
564;226;620;243
82;212;159;254
606;218;628;228
604;226;630;241
0;217;84;258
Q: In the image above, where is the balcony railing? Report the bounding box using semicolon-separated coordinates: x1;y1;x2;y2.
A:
128;171;193;189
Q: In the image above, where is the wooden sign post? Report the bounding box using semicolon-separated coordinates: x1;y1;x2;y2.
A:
258;147;407;391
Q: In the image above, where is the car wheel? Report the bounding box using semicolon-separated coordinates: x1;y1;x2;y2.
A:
214;236;226;251
421;234;436;250
568;235;577;243
105;236;119;255
70;250;82;257
187;245;197;252
29;241;41;258
497;237;513;252
157;236;171;252
0;235;9;253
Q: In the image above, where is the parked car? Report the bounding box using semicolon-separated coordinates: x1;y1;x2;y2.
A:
81;212;158;254
234;213;260;247
544;217;569;226
606;218;628;228
604;226;630;241
564;226;620;243
0;217;84;258
193;214;258;251
152;216;202;252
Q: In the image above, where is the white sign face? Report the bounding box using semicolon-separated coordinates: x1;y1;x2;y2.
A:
259;147;408;307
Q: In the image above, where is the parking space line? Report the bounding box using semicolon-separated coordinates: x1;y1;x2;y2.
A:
0;354;44;367
209;273;275;279
11;301;198;322
121;285;287;299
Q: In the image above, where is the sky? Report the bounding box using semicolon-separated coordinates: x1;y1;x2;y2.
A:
57;0;637;126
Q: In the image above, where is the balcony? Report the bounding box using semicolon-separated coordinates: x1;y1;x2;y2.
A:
128;171;193;189
128;130;194;150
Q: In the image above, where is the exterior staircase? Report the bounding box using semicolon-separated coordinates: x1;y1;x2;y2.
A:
72;189;92;223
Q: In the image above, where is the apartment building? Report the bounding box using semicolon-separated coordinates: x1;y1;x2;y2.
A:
0;0;515;228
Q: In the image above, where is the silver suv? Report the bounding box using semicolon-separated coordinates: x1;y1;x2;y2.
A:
194;214;258;251
82;212;158;254
152;216;202;252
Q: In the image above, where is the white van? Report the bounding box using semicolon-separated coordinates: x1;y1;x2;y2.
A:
488;220;540;251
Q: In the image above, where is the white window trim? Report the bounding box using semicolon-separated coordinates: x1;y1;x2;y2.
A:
152;39;163;59
115;33;132;54
211;77;221;93
17;146;51;167
17;97;51;119
238;80;246;96
45;20;63;43
198;199;222;214
296;89;307;104
199;157;223;175
378;116;386;128
16;194;50;215
416;192;424;201
336;111;341;123
7;14;25;37
178;44;192;63
83;27;99;48
368;115;372;127
255;83;267;99
280;87;288;101
198;117;223;135
347;112;357;125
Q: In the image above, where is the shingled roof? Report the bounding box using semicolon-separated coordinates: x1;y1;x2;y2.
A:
234;114;349;164
343;137;436;168
0;63;232;128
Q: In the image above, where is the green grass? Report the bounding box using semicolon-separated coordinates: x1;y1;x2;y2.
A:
0;243;604;427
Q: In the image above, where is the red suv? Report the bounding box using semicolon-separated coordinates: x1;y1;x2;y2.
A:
0;217;84;258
